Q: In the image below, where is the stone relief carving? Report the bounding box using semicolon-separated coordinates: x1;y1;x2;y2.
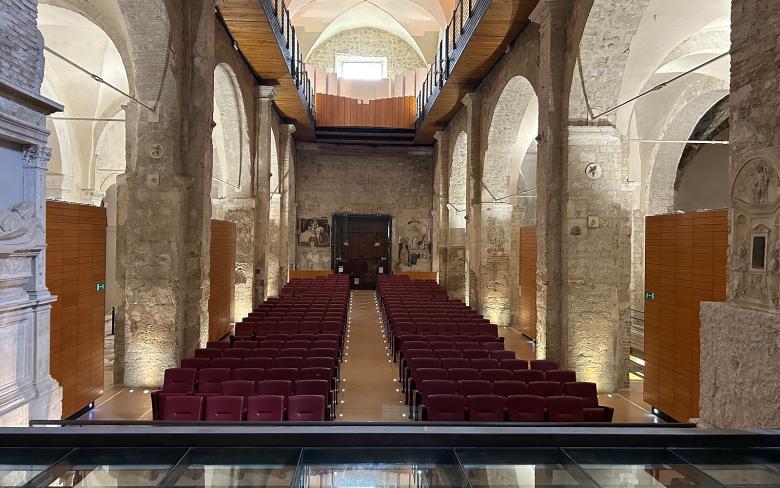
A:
0;203;44;254
730;147;780;310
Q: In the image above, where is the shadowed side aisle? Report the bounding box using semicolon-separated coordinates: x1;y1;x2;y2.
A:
337;291;407;421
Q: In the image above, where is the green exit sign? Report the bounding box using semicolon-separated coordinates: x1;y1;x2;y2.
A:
96;282;105;292
645;291;656;300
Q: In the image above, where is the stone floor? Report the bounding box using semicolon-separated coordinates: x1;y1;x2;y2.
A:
79;290;660;423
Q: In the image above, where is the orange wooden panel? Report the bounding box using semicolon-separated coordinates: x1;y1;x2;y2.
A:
518;226;537;339
208;220;236;342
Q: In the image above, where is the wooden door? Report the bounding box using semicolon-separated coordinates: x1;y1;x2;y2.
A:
333;214;391;289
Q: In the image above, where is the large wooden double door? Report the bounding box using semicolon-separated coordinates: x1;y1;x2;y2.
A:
332;214;392;289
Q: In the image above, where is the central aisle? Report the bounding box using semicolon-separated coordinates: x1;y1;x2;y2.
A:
337;290;407;421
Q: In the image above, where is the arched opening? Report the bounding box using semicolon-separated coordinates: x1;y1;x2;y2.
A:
211;63;253;320
447;131;468;303
480;76;538;326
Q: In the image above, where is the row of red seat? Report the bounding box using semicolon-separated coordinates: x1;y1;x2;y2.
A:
159;394;327;422
421;394;607;422
193;348;339;361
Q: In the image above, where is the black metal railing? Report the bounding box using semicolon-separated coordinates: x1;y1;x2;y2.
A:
416;0;486;122
263;0;316;119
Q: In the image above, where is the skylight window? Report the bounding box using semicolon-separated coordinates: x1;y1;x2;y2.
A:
335;54;388;80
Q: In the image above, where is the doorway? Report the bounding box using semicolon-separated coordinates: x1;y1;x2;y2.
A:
332;214;392;289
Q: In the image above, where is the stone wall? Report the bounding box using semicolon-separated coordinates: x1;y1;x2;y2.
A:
295;142;434;271
306;27;425;78
698;0;780;429
0;0;44;92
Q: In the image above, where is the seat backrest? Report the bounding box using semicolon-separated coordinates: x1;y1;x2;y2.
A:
287;395;326;421
253;349;279;359
467;395;507;421
545;370;577;383
259;340;285;349
162;368;197;393
457;380;491;397
294;379;330;396
481;342;504;351
419;379;456;403
233;341;257;349
298;367;332;381
425;394;466;421
528;381;564;397
254;380;292;397
462;349;491;360
307;348;337;359
480;369;513;382
196;368;230;393
563;382;599;407
403;341;428;351
305;357;336;369
434;349;462;359
220;380;254;397
454;342;480;350
414;368;448;382
245;395;284;422
440;358;470;369
210;358;242;370
204;395;244;421
273;357;305;369
500;359;528;371
469;358;499;370
194;348;222;359
547;396;585;422
181;358;211;371
477;324;499;337
490;350;516;360
448;368;480;382
265;368;298;381
409;357;441;371
429;341;452;350
207;341;231;349
405;349;435;359
161;395;203;421
530;360;559;371
223;348;251;359
281;348;308;358
514;369;546;383
492;380;528;397
243;357;273;369
232;368;264;382
506;395;546;422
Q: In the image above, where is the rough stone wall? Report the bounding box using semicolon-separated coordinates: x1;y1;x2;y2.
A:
0;0;44;92
697;0;780;429
295;143;434;271
306;27;425;77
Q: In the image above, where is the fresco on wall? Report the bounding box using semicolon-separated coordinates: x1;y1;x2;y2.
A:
396;218;432;271
298;218;331;248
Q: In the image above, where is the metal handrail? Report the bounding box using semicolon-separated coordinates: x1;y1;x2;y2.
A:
416;0;484;122
264;0;316;119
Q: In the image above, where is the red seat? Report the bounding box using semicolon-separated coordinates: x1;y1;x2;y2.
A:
454;342;480;350
492;380;528;397
307;348;337;359
253;349;279;359
530;360;559;371
500;359;528;371
514;369;545;383
507;395;545;422
220;380;254;397
254;380;292;399
490;350;515;360
424;394;466;421
258;340;285;349
482;342;504;351
457;380;491;397
160;395;203;421
306;357;337;369
223;348;251;359
463;349;490;360
207;341;231;349
274;357;305;369
287;340;311;349
298;367;332;381
246;395;284;422
233;341;257;349
287;395;326;421
458;324;478;336
448;368;480;382
547;396;585;422
196;368;230;397
280;348;307;358
435;349;462;359
440;358;470;369
204;395;244;421
243;357;273;369
181;358;210;370
467;395;506;421
151;368;197;420
564;382;614;422
528;381;564;397
232;368;264;382
210;358;242;370
470;358;499;370
480;369;513;382
194;348;222;359
546;370;577;383
265;368;298;381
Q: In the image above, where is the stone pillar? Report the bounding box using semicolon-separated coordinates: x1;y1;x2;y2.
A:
219;197;255;321
698;0;780;428
433;131;449;286
0;0;64;424
462;93;482;309
278;124;296;288
253;86;276;304
117;0;217;387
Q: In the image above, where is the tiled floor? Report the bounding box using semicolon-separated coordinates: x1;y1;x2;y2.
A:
80;290;660;423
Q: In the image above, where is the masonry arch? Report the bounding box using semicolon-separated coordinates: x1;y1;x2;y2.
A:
479;75;538;326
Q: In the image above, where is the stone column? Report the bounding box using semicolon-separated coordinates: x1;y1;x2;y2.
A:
117;0;217;387
219;197;255;321
433;131;449;286
698;0;780;428
278;124;296;288
462;93;482;309
253;86;276;304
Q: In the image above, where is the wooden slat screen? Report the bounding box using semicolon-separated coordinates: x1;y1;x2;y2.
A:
519;226;537;339
46;201;106;419
315;94;416;129
209;219;236;341
643;209;727;422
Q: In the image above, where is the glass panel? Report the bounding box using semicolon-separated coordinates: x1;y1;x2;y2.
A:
564;448;723;488
672;448;780;487
294;448;469;488
456;448;598;488
43;448;186;487
169;448;300;488
0;448;71;487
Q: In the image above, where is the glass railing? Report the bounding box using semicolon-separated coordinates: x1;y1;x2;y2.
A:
2;446;778;487
416;0;488;123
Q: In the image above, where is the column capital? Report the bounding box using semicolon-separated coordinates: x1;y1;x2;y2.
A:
433;130;448;145
254;85;277;100
529;0;571;26
283;123;297;135
461;92;481;110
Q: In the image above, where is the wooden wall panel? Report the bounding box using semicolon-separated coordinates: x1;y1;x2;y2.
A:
518;226;537;339
316;94;416;129
643;209;727;422
209;220;236;341
46;201;106;419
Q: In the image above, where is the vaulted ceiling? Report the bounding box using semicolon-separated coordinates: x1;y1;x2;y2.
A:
290;0;454;63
